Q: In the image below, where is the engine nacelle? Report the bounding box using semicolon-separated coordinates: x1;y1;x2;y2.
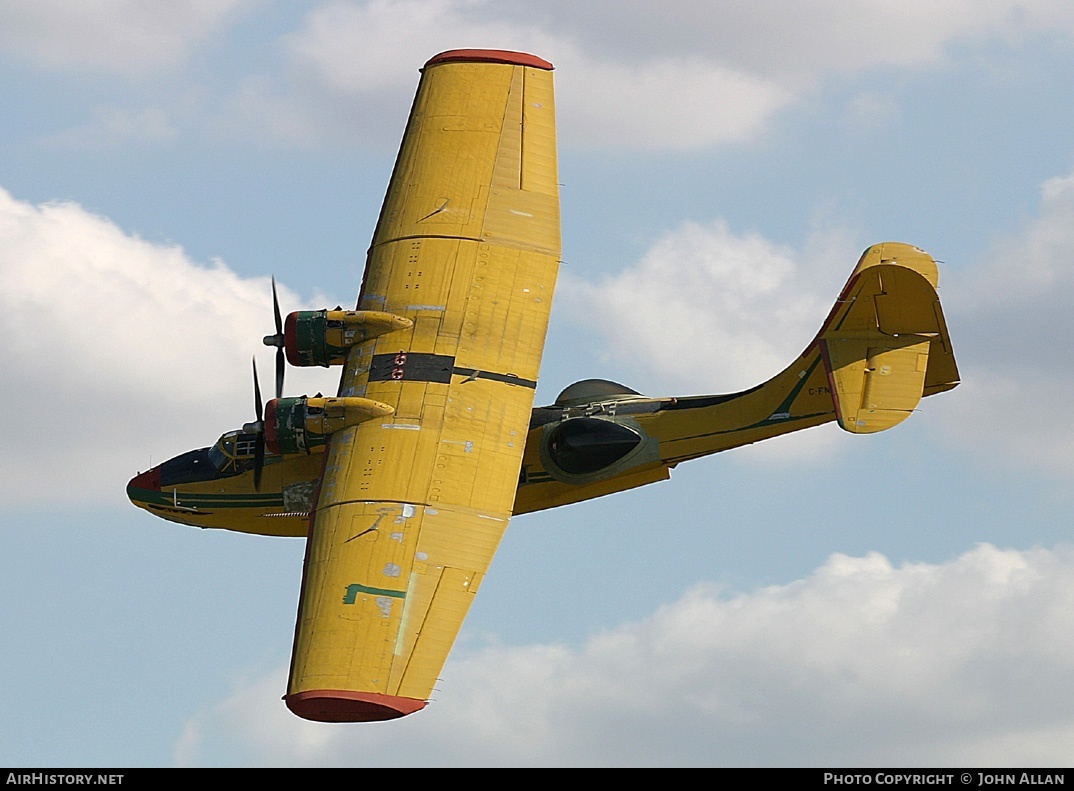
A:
283;310;412;367
265;396;395;455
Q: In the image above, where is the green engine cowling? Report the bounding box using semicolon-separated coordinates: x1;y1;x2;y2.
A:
284;310;413;367
265;396;395;455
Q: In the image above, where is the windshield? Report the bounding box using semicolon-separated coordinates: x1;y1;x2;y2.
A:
208;430;258;474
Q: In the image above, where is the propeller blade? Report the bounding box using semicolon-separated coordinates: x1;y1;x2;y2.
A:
253;278;286;490
252;356;263;424
251;356;266;491
272;276;283;337
263;276;285;398
263;277;286;351
275;346;285;399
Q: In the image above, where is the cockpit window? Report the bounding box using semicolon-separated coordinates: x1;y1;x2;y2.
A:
207;444;231;473
234;433;258;457
160;448;220;486
207;430;258;475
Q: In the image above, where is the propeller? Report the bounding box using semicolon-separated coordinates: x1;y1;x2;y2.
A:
262;276;286;399
242;356;267;491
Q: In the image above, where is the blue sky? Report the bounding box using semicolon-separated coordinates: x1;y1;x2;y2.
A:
3;0;1074;768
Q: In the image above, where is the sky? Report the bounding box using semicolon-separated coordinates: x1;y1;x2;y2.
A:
2;0;1074;768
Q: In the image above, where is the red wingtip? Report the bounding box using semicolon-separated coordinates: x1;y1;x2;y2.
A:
285;690;427;722
425;49;553;70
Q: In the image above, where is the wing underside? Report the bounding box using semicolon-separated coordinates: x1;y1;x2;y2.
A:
285;50;560;721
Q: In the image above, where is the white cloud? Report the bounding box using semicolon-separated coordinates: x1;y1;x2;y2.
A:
10;1;1074;150
232;0;1074;151
0;187;339;505
284;0;552;95
929;169;1074;476
239;0;562;148
559;219;846;393
0;0;250;74
179;542;1074;767
493;0;1074;79
554;54;789;151
231;1;786;150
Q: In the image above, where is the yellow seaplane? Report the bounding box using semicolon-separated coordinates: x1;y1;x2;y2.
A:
127;49;959;723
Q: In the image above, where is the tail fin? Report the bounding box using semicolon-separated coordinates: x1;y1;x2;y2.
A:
818;243;959;434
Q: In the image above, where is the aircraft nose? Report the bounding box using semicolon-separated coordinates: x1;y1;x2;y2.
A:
127;467;161;496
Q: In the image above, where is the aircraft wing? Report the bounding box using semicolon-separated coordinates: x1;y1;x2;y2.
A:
285;50;560;722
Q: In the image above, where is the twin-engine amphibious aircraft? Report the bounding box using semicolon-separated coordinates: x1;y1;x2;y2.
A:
127;49;959;722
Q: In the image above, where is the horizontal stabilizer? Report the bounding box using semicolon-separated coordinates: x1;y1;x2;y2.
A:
820;243;958;434
823;335;930;433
